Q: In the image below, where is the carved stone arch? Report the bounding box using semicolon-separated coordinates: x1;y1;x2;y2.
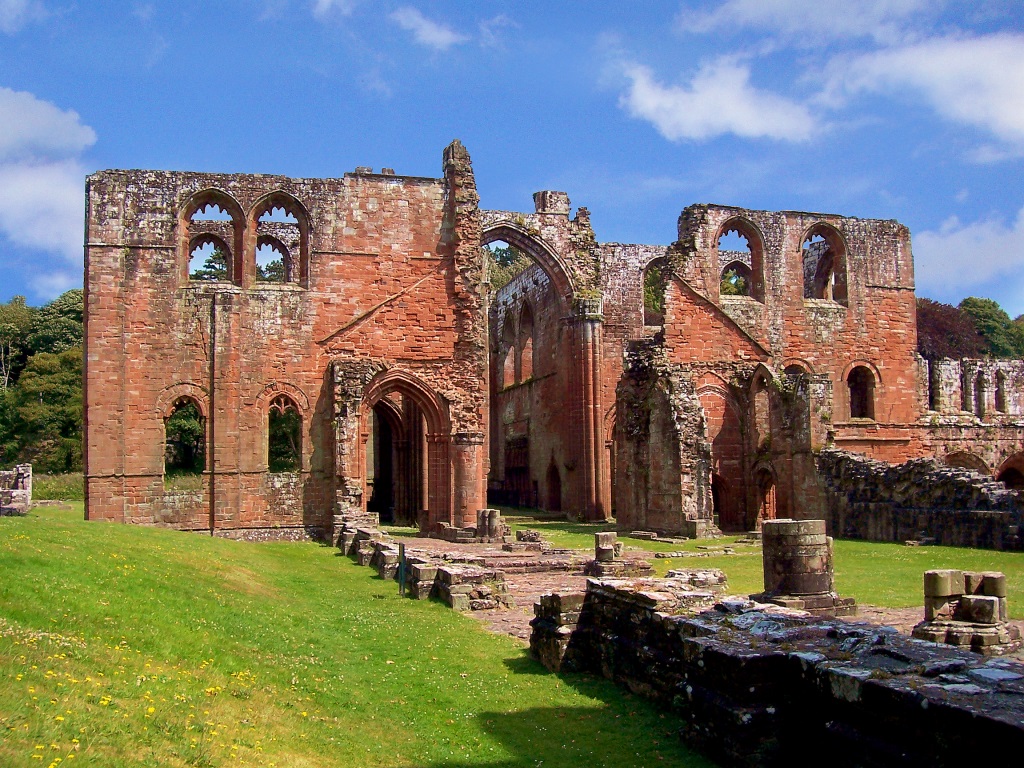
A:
254;381;310;413
996;453;1024;490
179;188;246;285
781;357;815;376
715;216;766;301
249;190;311;287
359;368;454;528
752;460;778;526
156;382;209;419
842;360;880;421
801;221;849;304
943;451;990;475
482;222;575;310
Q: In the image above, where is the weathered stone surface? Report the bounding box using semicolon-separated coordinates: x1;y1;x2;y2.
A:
532;577;1024;768
0;464;31;516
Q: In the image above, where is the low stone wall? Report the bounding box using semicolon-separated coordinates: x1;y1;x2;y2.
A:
816;449;1023;550
531;577;1024;767
0;464;31;516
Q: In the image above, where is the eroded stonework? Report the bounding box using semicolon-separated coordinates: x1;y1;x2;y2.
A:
85;141;1024;543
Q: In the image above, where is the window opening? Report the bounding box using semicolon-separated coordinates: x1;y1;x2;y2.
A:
485;240;531;293
996;371;1007;413
718;229;753;296
847;366;875;420
268;395;301;472
188;237;230;281
643;260;668;327
975;372;987;419
164;398;205;488
519;303;534;382
256;238;289;283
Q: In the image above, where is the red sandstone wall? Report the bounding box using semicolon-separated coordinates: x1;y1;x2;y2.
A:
86;165;486;534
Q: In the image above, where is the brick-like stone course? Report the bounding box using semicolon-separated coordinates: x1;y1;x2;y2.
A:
531;577;1024;768
817;449;1024;550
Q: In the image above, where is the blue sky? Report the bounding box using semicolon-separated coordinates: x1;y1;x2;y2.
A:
2;0;1024;314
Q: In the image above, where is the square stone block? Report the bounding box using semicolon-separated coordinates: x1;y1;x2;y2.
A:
924;569;964;598
955;595;1000;624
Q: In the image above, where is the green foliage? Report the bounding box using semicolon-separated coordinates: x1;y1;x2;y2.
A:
719;268;748;296
25;289;83;356
0;504;715;767
958;296;1024;358
916;298;985;360
486;244;531;292
0;295;35;389
164;401;205;474
268;406;301;472
190;246;230;281
0;347;83;473
643;262;667;323
31;472;85;500
257;257;286;283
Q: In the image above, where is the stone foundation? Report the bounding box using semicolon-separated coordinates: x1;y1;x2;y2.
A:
531;577;1024;768
912;569;1021;655
818;449;1024;550
0;464;31;516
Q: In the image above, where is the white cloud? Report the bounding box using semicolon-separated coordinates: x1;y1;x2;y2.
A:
0;87;94;299
679;0;935;44
0;87;96;161
825;34;1024;150
311;0;356;20
913;207;1024;310
390;7;467;51
0;0;45;34
618;59;816;142
479;14;516;48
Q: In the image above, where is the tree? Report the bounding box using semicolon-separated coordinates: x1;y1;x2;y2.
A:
4;347;83;473
720;268;748;296
643;262;668;324
257;257;286;283
486;244;532;292
165;401;205;474
190;246;229;281
916;298;985;360
958;297;1024;358
0;294;34;390
26;289;83;356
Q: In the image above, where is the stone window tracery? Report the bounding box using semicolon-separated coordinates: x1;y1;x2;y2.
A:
268;394;301;472
802;224;848;304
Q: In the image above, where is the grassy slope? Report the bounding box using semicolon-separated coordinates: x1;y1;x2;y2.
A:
499;510;1024;617
0;505;713;768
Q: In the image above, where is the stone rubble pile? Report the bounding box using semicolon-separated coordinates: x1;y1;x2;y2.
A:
582;532;652;577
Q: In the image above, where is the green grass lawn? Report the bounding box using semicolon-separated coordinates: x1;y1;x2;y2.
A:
498;508;1024;618
0;504;714;768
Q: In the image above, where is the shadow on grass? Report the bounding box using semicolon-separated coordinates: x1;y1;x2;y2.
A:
410;648;716;767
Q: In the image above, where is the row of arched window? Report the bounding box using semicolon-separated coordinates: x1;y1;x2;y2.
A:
181;189;311;288
498;301;535;388
960;369;1009;417
641;218;850;317
163;394;302;481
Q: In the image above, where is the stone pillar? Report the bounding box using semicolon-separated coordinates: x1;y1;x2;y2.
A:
761;518;833;596
570;298;609;521
451;432;485;529
754;518;855;617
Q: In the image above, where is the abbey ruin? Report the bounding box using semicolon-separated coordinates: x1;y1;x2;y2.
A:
83;141;1024;548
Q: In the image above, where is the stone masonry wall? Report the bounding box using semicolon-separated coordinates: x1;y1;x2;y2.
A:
816;448;1024;549
531;578;1024;768
85;143;488;536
